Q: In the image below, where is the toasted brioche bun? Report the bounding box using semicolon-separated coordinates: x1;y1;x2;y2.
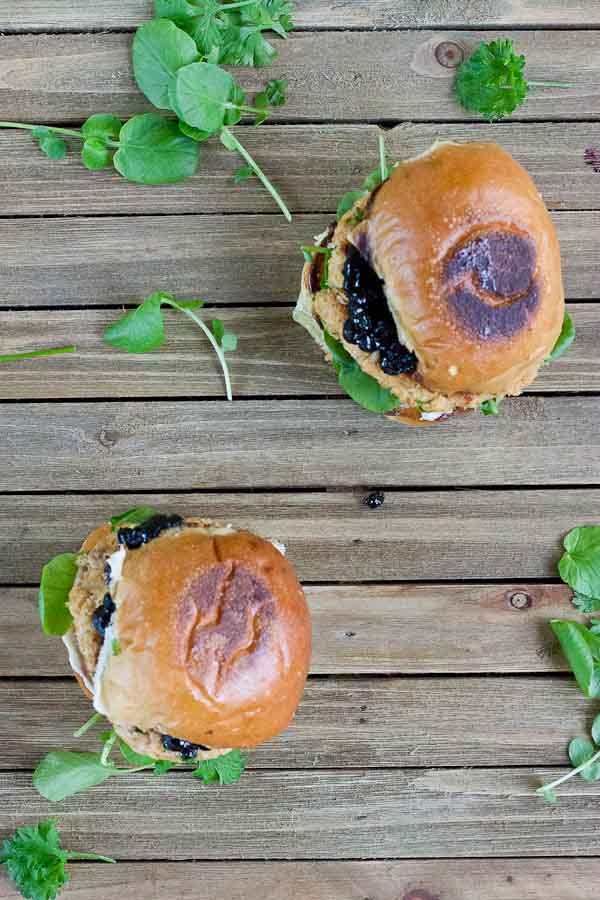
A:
294;140;564;424
66;517;311;759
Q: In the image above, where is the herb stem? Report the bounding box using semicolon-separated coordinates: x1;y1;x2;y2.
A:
536;749;600;795
73;712;103;738
217;0;256;8
0;345;75;364
221;126;291;222
66;852;116;864
165;298;233;401
378;132;386;184
100;732;117;766
528;80;572;88
0;122;84;139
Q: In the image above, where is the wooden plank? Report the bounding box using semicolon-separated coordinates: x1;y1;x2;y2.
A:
2;396;600;490
0;31;598;123
0;304;596;399
1;122;599;216
0;213;597;307
2;1;599;32
2;768;600;858
0;676;588;769
0;583;575;677
0;490;596;584
3;860;598;900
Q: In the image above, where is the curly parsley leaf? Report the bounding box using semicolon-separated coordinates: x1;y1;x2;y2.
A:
546;311;575;363
192;749;246;785
38;553;78;637
324;330;399;415
480;398;500;416
572;591;600;614
1;819;114;900
455;38;571;122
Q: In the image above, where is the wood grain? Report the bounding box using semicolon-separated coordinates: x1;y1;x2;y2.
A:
0;676;589;769
1;122;599;216
0;490;595;584
1;860;598;900
0;304;596;399
2;396;600;490
0;32;597;123
0;213;597;308
2;768;600;858
4;0;600;31
0;583;575;677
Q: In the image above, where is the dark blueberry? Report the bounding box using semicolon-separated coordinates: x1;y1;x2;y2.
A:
347;295;369;316
356;331;376;353
351;310;373;333
92;604;112;638
102;593;116;613
118;513;183;550
104;562;111;585
380;346;418;376
372;321;395;349
161;734;209;760
365;491;385;509
343;317;358;344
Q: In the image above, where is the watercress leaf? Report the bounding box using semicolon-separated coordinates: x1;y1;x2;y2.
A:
546;311;575;363
113;114;200;184
32;127;68;161
455;38;529;122
323;330;399;415
572;591;600;614
39;552;78;636
265;77;287;107
174;299;205;309
221;332;238;352
178;120;213;142
362;162;394;192
224;81;246;126
33;751;116;802
233;164;256;183
153;760;176;775
132;18;199;109
559;526;600;598
337;190;366;221
103;292;166;353
192;749;246;785
81;114;123;142
99;730;114;744
211;318;225;343
82;138;112;171
170;62;233;133
118;740;155;767
569;737;600;781
539;787;557;803
155;0;198;18
550;619;600;697
110;506;159;530
480;398;500;416
592;713;600;746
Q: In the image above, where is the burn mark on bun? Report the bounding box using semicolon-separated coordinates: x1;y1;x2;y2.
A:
444;230;540;340
182;561;277;701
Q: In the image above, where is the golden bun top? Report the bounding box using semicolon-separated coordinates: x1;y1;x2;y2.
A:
92;525;311;748
354;141;564;396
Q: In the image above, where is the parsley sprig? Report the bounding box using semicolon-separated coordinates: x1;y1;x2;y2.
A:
1;819;114;900
455;39;571;122
0;2;293;218
103;291;238;401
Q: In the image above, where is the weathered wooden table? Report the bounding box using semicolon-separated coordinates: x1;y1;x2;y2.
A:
1;2;600;898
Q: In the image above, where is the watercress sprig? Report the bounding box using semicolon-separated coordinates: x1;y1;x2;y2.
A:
336;133;395;220
103;291;237;401
454;38;571;122
1;819;114;900
0;345;75;365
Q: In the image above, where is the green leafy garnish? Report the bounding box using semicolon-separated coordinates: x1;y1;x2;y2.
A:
454;38;571;122
546;311;575;363
31;127;67;161
480;397;500;416
537;713;600;802
1;819;114;900
301;244;332;289
336;133;394;221
324;330;399;415
103;291;236;401
192;749;246;784
109;506;159;530
572;591;600;614
559;526;600;599
38;554;78;636
132;18;199;110
550;619;600;698
111;639;121;656
73;713;103;739
0;346;75;365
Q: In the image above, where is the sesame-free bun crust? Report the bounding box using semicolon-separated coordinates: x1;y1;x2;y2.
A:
99;528;311;748
361;141;564;396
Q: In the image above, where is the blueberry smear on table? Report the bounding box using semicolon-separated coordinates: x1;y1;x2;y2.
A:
117;513;183;549
343;245;417;376
162;734;210;760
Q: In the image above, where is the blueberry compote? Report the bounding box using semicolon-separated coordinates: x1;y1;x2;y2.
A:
92;592;116;638
117;513;183;550
342;245;417;376
162;734;209;760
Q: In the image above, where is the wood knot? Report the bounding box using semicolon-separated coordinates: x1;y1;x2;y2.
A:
508;590;532;610
411;35;468;79
435;40;465;68
97;427;119;448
